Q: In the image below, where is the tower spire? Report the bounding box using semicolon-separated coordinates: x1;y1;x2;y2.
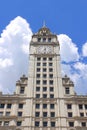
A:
43;20;46;27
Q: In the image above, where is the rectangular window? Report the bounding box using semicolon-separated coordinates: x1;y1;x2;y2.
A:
38;38;41;42
4;121;9;126
50;94;54;98
0;121;2;126
36;94;40;98
85;104;87;109
20;87;25;94
50;104;54;109
43;112;47;117
49;57;52;61
0;112;3;116
80;113;84;117
49;74;53;78
0;104;5;108
43;94;47;98
43;68;47;72
43;121;47;127
36;87;40;91
69;122;74;127
43;57;47;61
6;112;10;116
49;80;53;85
36;74;40;78
48;38;51;42
35;121;39;127
37;62;40;66
43;63;46;66
37;68;40;72
51;112;55;117
19;104;23;109
36;80;40;84
7;104;12;109
51;122;55;127
65;87;70;94
50;87;54;92
67;104;72;109
82;122;86;127
79;104;83;109
37;57;41;61
43;80;47;85
49;68;53;72
43;104;47;109
49;63;52;66
18;112;22;117
36;104;40;109
17;121;22;126
68;112;72;117
35;112;40;117
43;87;47;91
43;74;47;78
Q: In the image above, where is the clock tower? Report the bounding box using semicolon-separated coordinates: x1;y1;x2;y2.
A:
27;26;66;130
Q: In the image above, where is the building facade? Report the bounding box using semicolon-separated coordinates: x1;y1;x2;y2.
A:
0;26;87;130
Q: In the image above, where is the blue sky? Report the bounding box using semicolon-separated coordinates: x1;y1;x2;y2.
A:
0;0;87;94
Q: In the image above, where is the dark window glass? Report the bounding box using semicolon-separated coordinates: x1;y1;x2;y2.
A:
69;122;74;127
49;74;53;78
43;121;47;127
43;57;46;61
36;94;40;98
50;87;54;91
43;112;47;117
79;104;83;109
82;122;86;127
43;74;47;78
68;112;72;117
37;68;40;72
43;94;47;98
49;63;52;66
19;104;23;109
36;104;40;109
37;62;40;66
43;80;47;85
0;104;5;108
43;104;47;109
85;104;87;109
43;63;46;66
50;104;54;109
43;38;46;42
67;104;72;109
18;112;22;117
49;68;53;72
65;87;70;94
48;38;51;42
43;87;47;91
0;112;3;116
50;94;54;98
49;80;53;85
35;121;39;127
0;121;2;126
4;121;9;126
36;87;40;91
49;57;52;61
35;112;40;117
37;57;41;61
17;121;22;126
36;80;40;84
6;112;10;116
20;87;25;94
7;104;12;109
36;74;40;78
51;112;55;117
38;38;41;42
43;68;46;72
51;122;55;127
80;113;84;117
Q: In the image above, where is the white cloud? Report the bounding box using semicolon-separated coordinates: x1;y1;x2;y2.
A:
82;42;87;57
0;16;32;93
58;34;79;62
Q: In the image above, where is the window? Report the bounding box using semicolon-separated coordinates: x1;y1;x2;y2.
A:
43;112;47;117
0;121;2;126
43;80;47;85
48;38;51;42
67;104;72;109
4;121;9;126
43;104;47;109
43;94;47;98
38;38;41;42
50;104;54;109
80;113;84;117
49;68;53;72
49;80;53;85
36;80;40;85
36;87;40;91
51;122;55;127
43;57;46;61
37;62;40;66
68;112;72;117
36;94;40;98
43;74;47;78
7;104;12;109
17;121;22;126
82;122;86;127
65;87;70;94
35;121;39;127
43;121;47;127
50;87;54;92
37;57;41;61
43;38;46;42
0;112;3;116
0;104;5;108
49;57;52;61
69;122;74;127
43;68;47;72
19;104;23;109
18;112;22;117
50;94;54;98
36;74;40;78
37;68;40;72
49;63;52;66
43;63;46;66
49;74;53;78
43;87;47;91
36;104;40;109
6;112;10;116
51;112;55;117
85;104;87;109
79;104;83;109
20;87;25;94
35;112;40;117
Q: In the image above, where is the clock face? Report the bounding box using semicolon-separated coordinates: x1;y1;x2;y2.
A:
37;46;53;54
